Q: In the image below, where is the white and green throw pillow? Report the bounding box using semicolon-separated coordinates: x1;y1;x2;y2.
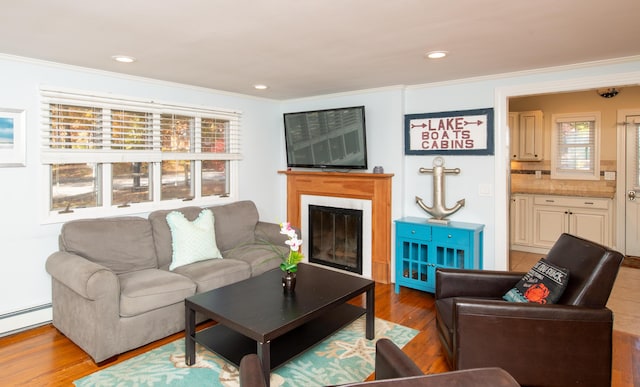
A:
166;209;222;270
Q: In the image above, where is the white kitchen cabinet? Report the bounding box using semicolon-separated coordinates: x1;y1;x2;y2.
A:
511;194;613;253
510;194;532;246
510;110;543;161
532;195;611;249
509;112;520;160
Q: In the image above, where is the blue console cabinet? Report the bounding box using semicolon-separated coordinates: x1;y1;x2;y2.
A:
394;217;484;293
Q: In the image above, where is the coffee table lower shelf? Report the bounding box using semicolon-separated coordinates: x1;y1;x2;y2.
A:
194;303;365;370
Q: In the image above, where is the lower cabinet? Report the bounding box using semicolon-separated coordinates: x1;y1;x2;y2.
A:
511;194;613;252
532;195;611;248
510;194;532;246
394;217;484;293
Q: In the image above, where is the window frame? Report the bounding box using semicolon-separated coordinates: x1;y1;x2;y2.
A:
550;111;601;181
40;87;241;223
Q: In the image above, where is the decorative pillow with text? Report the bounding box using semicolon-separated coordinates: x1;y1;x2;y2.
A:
166;209;222;271
503;258;570;304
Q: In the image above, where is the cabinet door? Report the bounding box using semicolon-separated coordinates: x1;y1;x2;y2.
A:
509;112;520;160
533;205;568;248
569;209;609;246
511;195;531;245
518;110;543;161
396;238;431;290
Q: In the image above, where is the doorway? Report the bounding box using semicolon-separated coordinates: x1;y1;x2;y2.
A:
619;110;640;257
495;72;640;269
509;90;640;256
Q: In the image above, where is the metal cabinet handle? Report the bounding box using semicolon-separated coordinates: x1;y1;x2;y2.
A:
629;191;637;201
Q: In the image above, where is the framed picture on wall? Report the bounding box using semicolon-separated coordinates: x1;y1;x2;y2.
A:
0;108;26;167
404;108;494;155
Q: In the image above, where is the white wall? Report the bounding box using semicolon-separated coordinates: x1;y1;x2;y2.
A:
3;53;640;335
282;57;640;274
0;56;282;333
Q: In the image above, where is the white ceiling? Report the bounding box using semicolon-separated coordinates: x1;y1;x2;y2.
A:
2;0;640;100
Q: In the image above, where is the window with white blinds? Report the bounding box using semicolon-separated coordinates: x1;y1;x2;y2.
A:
40;87;242;218
551;112;600;180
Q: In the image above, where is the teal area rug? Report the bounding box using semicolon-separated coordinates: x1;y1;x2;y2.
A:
75;316;418;387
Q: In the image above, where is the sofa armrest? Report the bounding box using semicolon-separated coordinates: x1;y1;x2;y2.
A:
452;299;613;383
46;251;119;300
254;221;290;245
239;354;267;387
375;338;423;380
435;268;524;299
455;298;613;321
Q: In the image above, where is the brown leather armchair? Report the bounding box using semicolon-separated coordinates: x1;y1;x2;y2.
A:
239;338;519;387
435;233;624;387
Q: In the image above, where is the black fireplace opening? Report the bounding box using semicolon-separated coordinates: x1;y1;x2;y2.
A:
308;205;363;275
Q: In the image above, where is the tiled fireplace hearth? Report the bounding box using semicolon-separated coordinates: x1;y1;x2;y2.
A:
279;170;393;283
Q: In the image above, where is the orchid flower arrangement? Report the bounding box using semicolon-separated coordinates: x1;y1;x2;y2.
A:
279;222;304;273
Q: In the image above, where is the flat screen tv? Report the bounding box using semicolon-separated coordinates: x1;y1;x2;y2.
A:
283;106;368;170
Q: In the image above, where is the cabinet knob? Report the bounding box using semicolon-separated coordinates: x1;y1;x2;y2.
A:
411;230;416;234
448;234;452;238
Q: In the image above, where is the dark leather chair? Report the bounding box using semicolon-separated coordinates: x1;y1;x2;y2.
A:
435;233;624;387
239;338;520;387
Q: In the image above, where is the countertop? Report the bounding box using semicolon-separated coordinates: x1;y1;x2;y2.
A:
511;188;615;199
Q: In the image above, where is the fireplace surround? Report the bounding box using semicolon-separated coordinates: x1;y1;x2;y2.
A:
279;170;393;283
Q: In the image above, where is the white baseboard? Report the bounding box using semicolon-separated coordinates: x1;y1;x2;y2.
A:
0;304;52;337
510;244;549;255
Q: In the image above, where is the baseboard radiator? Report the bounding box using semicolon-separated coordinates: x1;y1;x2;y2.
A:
0;304;52;337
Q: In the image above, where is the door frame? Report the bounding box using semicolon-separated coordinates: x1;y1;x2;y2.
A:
495;70;640;267
616;109;640;254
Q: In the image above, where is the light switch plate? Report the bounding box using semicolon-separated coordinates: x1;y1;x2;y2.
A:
478;183;492;196
604;171;616;180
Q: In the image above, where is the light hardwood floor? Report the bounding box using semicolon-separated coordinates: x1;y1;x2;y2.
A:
0;278;638;386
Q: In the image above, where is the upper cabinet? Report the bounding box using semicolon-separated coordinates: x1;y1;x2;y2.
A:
510;110;543;161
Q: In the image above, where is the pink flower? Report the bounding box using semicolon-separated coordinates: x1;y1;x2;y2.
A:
279;222;297;239
286;236;303;251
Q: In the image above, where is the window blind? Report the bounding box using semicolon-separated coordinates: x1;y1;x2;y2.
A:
555;118;595;172
551;112;600;180
40;88;241;164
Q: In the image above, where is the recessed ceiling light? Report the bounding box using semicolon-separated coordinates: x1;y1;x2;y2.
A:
425;51;448;59
111;55;136;63
254;84;268;90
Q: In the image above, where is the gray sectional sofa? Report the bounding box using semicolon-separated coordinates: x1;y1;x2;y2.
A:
45;200;287;363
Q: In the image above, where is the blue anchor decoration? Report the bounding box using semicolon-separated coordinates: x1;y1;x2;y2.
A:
415;157;465;224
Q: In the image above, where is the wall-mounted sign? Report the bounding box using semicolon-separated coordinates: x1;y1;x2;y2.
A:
404;108;494;155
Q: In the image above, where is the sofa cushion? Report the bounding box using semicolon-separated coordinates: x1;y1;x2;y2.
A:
207;200;259;252
223;244;285;276
60;217;157;275
149;206;205;270
172;258;251;293
119;269;196;317
149;201;261;270
166;209;222;270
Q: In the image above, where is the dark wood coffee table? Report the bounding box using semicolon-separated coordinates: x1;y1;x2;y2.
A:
185;263;375;386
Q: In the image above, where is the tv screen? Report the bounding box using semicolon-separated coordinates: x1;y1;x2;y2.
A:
283;106;368;170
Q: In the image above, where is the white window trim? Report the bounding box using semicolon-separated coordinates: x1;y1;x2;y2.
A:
39;87;241;224
550;111;601;181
